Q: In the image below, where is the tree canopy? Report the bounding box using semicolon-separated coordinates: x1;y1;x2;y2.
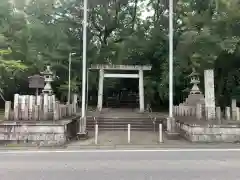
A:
0;0;240;108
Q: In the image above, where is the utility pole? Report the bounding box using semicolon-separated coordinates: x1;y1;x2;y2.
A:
169;0;173;119
81;0;88;133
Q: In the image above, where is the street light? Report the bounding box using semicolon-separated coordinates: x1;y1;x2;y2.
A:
68;52;76;104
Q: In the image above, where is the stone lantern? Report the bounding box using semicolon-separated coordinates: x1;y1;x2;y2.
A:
182;70;205;106
189;71;202;94
41;66;55;95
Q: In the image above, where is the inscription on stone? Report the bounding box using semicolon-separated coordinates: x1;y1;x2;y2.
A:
204;69;216;120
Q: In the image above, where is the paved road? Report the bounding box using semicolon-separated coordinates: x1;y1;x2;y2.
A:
0;149;240;180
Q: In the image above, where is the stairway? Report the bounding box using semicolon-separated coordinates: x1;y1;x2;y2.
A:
86;116;163;131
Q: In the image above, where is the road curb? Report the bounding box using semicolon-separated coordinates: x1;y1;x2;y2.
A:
1;143;240;151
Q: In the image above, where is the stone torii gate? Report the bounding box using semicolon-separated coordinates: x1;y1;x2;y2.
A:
90;64;152;112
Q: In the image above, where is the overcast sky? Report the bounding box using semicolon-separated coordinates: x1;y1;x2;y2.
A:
139;0;154;19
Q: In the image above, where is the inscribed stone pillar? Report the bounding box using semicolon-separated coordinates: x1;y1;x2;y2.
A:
204;69;216;120
28;96;34;121
216;107;221;122
57;101;61;119
59;105;63;119
73;93;78;114
24;95;29;121
139;69;144;112
48;95;52;113
53;101;59;121
36;95;41;106
51;95;55;119
225;107;231;120
176;106;179;116
231;99;237;120
13;94;19;121
97;69;104;111
43;94;48;120
182;106;186;116
179;105;183;116
196;103;202;120
192;107;196;116
20;95;26;121
236;107;240;121
36;95;42;120
33;105;39;121
186;107;189;116
4;101;11;120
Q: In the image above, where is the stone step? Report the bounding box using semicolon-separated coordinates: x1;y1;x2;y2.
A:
86;128;157;131
87;123;160;131
87;124;157;128
87;121;157;125
86;117;164;131
87;117;163;121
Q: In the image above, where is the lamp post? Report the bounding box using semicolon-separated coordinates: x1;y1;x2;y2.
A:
68;52;76;104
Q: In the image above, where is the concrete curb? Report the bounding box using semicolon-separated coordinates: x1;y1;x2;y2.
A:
0;143;240;151
67;143;240;149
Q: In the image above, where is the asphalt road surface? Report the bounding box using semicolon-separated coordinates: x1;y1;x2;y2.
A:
0;149;240;180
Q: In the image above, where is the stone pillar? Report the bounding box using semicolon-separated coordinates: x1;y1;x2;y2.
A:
179;104;183;116
192;107;196;116
204;69;216;120
139;69;144;112
48;95;53;114
53;101;59;121
33;105;39;121
231;99;237;120
225;107;231;120
51;95;55;119
236;107;240;121
20;95;26;121
216;106;221;122
13;94;19;121
176;106;179;116
196;103;202;120
36;95;42;120
4;101;11;120
28;96;34;121
167;117;175;132
97;69;104;111
73;93;78;114
43;94;48;120
24;95;29;121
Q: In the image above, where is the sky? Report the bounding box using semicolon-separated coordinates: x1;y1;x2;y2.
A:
139;0;154;19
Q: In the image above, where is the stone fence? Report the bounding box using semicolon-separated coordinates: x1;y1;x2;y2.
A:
173;103;240;121
4;94;77;121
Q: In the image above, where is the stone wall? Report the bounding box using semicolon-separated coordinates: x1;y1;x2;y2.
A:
176;121;240;143
0;116;80;146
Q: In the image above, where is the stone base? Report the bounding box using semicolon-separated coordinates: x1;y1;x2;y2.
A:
164;117;180;140
0;116;80;146
164;131;180;140
176;119;240;143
